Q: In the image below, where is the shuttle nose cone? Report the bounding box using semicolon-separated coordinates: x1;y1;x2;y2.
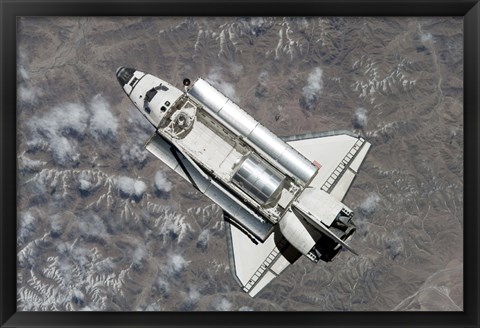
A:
116;66;136;87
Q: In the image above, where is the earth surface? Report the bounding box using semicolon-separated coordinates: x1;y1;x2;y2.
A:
16;16;463;311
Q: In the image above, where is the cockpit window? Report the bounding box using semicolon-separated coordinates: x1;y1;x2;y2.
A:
145;84;169;103
155;84;169;91
129;77;138;87
145;88;158;102
116;67;135;87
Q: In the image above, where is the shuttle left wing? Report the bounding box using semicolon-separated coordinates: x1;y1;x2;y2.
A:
145;132;274;242
146;132;298;297
284;131;371;202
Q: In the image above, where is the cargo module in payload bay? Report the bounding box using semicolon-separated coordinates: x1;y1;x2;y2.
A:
116;66;371;297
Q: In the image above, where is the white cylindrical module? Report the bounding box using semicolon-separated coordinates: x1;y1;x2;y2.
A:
188;78;318;184
231;153;285;206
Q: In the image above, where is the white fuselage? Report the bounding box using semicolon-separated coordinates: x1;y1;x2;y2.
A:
119;68;312;224
117;67;356;260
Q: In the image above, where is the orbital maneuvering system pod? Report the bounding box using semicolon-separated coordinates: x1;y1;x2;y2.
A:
116;66;371;297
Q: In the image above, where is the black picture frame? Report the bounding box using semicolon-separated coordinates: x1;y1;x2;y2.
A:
1;1;478;327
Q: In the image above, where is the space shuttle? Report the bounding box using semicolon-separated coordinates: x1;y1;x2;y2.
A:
116;66;371;297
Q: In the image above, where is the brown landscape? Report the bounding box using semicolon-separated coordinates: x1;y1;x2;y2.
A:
16;16;463;311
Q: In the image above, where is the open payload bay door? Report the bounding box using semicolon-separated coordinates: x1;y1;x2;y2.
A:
226;222;301;297
145;132;274;242
284;131;371;202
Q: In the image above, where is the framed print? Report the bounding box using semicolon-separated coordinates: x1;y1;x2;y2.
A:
1;0;478;327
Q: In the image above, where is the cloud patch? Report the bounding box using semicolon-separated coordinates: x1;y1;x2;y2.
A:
131;246;147;270
229;62;244;78
358;193;380;218
120;144;148;167
181;285;200;310
18;211;37;245
77;214;107;241
78;171;93;194
19;85;43;103
154;170;172;193
18;153;45;173
165;253;189;277
26;93;119;167
239;306;254;311
18;51;43;104
300;67;323;110
155;277;170;296
89;94;119;139
115;176;147;199
196;229;210;250
206;68;239;102
384;231;404;260
28;103;89;166
420;32;433;43
258;70;269;87
353;107;368;129
212;297;232;311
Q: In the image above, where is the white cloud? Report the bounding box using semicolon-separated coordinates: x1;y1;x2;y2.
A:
359;193;380;217
212;297;232;311
302;67;323;107
384;231;404;259
96;258;115;272
19;85;42;103
26;138;49;152
50;136;80;166
144;303;162;311
121;144;148;167
239;306;254;311
78;214;106;239
71;245;92;267
89;94;119;139
18;211;37;244
156;277;170;294
78;172;93;192
79;179;91;191
187;286;200;303
166;253;188;276
353;107;368;129
28;102;89;166
34;103;89;138
132;246;146;268
25;95;119;167
206;68;239;102
154;170;172;193
247;17;272;36
50;215;64;237
71;289;85;306
115;176;147;198
229;62;244;78
18;52;43;103
180;285;200;309
18;154;45;173
196;229;210;249
258;70;269;87
420;32;433;43
19;66;29;80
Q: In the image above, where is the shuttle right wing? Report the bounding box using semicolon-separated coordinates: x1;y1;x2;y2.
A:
283;131;371;202
226;223;301;297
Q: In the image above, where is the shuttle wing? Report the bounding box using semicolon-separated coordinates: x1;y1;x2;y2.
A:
146;132;297;296
226;223;301;297
145;132;274;241
145;131;189;181
283;131;371;202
